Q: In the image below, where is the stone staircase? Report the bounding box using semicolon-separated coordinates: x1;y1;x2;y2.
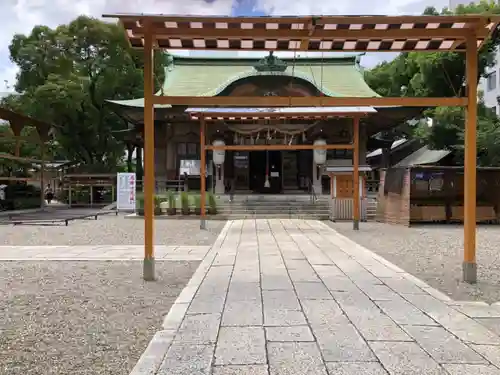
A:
215;194;331;220
366;195;378;221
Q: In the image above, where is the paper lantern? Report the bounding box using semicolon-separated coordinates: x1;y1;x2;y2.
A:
313;139;327;165
212;140;225;165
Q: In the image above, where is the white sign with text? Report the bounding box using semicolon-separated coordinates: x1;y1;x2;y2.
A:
116;172;136;211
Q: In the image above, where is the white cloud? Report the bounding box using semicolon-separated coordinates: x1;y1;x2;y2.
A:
0;0;235;91
0;0;452;91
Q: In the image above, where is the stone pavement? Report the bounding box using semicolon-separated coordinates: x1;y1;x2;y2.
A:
136;220;500;374
0;245;210;261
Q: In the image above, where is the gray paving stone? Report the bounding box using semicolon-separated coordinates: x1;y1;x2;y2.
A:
213;254;236;266
175;313;221;344
188;294;226;314
357;283;400;301
301;299;345;325
231;269;261;283
349;313;412;342
284;259;311;269
226;282;261;302
369;341;447;375
443;364;500;375
326;362;389;375
311;321;376;362
288;268;321;282
381;277;426;295
261;275;293;290
215;327;266;365
470;345;500;368
294;281;333;300
263;290;301;310
157;343;214;375
212;365;270;375
268;342;328;375
403;325;487;364
321;276;360;292
222;300;263;326
312;264;345;277
264;309;308;326
375;298;438;326
453;305;500;318
265;326;314;342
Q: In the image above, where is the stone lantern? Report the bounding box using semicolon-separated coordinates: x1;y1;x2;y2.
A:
212;139;225;194
312;138;327;194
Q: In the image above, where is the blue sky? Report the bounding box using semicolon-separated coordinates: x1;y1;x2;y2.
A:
0;0;452;92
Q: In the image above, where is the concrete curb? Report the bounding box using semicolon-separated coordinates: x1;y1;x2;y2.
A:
128;220;233;375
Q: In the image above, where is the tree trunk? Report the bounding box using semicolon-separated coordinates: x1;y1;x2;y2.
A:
136;146;143;182
126;143;134;172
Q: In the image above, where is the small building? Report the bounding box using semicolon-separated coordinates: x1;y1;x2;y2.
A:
108;52;422;196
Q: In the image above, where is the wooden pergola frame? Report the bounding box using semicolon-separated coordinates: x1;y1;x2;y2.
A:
103;13;500;283
0;107;54;206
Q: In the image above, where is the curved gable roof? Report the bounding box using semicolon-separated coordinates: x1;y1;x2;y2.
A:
107;54;380;109
162;54;380;98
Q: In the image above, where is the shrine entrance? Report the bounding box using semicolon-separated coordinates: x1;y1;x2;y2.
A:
249;150;282;193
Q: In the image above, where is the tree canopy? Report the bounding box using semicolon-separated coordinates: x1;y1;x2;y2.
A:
365;1;500;166
1;16;165;170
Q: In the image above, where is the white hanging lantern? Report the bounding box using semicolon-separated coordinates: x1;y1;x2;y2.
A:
212;140;225;166
313;138;327;165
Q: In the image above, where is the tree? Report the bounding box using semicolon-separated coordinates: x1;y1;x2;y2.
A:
365;1;500;166
3;16;165;168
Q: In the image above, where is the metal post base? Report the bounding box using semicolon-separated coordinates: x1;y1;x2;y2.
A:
200;218;206;230
143;257;156;281
462;261;477;284
353;219;359;231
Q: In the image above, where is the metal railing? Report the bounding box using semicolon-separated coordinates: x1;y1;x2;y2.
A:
307;178;317;203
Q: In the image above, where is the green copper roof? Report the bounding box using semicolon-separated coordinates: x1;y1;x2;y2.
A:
107;54;380;109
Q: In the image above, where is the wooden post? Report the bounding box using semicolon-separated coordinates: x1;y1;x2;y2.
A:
463;33;478;284
200;116;206;229
352;117;360;230
90;185;93;208
143;24;156;281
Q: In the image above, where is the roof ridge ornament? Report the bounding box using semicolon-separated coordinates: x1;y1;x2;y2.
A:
254;51;287;72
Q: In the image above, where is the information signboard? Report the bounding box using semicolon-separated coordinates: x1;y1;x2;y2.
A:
116;172;136;211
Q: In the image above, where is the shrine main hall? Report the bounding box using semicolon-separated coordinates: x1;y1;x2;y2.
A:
108;51;420;195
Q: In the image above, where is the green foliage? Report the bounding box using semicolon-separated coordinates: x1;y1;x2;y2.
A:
207;192;217;214
365;1;500;166
180;191;190;212
2;15;165;168
192;194;201;208
167;190;176;208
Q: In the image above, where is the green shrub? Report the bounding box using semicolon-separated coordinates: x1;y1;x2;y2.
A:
180;191;190;214
207;192;217;214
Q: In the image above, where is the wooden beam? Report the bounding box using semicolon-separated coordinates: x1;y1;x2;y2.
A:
143;22;156;281
191;111;371;119
206;144;354;151
0;152;45;164
104;14;491;26
135;27;489;41
153;96;467;107
352;117;360;230
463;33;478;284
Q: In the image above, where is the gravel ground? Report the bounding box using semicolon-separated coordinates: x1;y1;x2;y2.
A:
0;261;200;375
0;214;226;246
328;222;500;303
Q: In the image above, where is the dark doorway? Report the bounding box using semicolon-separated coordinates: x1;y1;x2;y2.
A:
249;151;282;193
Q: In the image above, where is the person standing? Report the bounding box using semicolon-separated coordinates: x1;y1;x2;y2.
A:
44;183;54;204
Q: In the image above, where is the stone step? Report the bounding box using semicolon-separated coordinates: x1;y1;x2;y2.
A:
219;213;331;219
